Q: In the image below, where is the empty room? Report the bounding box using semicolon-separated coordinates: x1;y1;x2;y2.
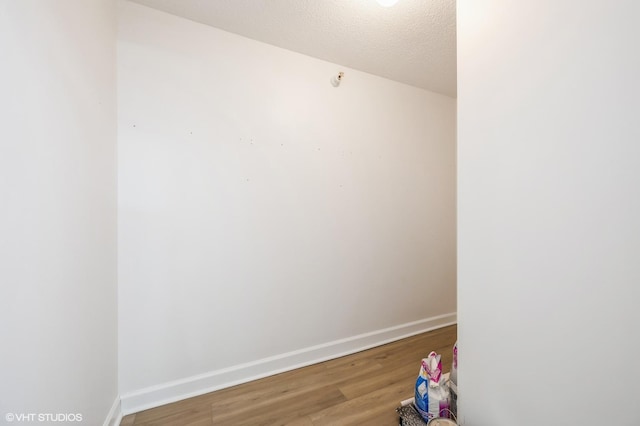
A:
1;1;638;425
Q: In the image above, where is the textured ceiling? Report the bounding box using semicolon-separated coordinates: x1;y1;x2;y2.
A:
128;0;457;97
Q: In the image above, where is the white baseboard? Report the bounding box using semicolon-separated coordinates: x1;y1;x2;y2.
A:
103;396;122;426
120;312;456;415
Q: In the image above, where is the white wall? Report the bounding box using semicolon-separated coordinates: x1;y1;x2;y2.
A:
458;1;640;424
118;1;456;411
0;1;119;425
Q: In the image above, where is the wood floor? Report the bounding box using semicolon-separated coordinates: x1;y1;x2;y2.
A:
120;325;457;426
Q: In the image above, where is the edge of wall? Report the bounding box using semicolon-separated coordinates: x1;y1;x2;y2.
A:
120;312;456;415
103;396;122;426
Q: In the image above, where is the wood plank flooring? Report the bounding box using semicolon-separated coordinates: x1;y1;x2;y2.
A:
120;325;457;426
